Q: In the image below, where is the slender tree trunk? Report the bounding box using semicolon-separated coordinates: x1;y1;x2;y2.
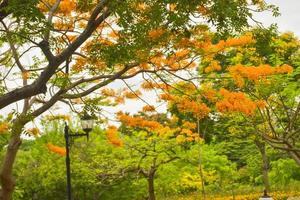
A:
0;116;27;200
199;152;206;200
0;134;22;200
197;118;206;200
147;169;156;200
255;140;270;192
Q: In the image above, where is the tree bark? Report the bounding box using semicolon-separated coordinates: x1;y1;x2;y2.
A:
0;135;22;200
147;169;156;200
255;140;270;192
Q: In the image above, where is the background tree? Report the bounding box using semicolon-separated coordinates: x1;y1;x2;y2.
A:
197;28;300;165
115;111;200;200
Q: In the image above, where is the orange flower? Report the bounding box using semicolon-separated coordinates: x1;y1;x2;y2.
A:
160;93;174;101
176;99;210;119
124;90;142;99
142;105;156;112
59;0;76;15
225;34;254;47
108;31;119;39
101;88;116;97
21;71;30;80
47;143;66;156
72;57;87;73
114;96;125;104
0;122;9;134
141;81;156;90
140;62;150;70
106;126;123;147
216;89;257;116
256;100;267;109
204;61;222;73
228;64;293;85
117;112;161;130
148;28;165;39
168;3;177;12
137;3;147;11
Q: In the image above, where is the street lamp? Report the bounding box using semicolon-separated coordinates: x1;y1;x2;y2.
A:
64;114;95;200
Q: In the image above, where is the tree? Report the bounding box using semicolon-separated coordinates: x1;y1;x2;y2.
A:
144;27;299;192
0;0;277;198
11;118;140;200
197;28;300;165
114;112;200;200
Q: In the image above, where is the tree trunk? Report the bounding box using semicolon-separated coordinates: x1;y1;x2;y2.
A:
255;140;270;192
0;135;22;200
147;170;156;200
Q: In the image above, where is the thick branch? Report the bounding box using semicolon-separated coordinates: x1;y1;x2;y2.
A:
0;2;111;109
0;0;9;20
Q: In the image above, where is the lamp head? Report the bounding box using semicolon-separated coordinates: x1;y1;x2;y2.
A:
80;113;95;133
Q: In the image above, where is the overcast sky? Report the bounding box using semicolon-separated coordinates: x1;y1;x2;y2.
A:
256;0;300;36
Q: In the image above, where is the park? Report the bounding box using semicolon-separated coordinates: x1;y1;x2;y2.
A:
0;0;299;199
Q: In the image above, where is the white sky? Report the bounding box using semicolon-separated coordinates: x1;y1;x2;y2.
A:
255;0;300;36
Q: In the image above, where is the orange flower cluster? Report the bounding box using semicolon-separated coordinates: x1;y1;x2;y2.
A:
141;81;170;91
0;122;9;134
177;98;211;119
202;88;217;102
141;81;157;90
204;60;222;73
198;5;209;15
168;3;177;12
203;34;255;54
72;57;87;73
162;50;193;70
114;96;125;104
54;20;75;31
142;105;156;112
117;112;161;130
101;88;116;97
108;31;119;39
182;121;197;129
160;93;175;101
228;64;293;87
106;126;123;147
225;35;254;47
136;3;148;11
21;71;30;80
148;28;165;39
124;90;142;99
139;62;150;70
59;0;76;15
176;129;200;144
46;143;66;156
38;0;76;15
216;89;260;116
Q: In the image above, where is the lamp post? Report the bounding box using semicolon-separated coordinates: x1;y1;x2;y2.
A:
64;114;95;200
